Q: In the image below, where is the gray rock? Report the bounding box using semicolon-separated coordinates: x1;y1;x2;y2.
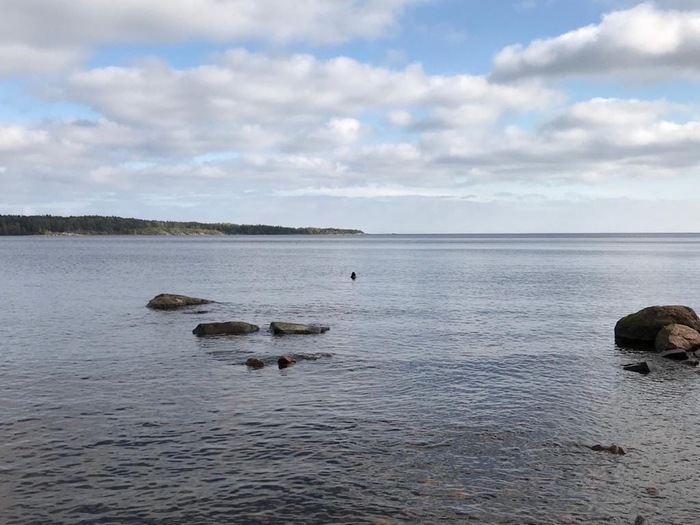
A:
147;293;213;310
614;305;700;344
192;321;260;336
270;321;330;335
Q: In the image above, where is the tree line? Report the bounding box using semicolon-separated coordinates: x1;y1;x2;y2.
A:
0;215;363;236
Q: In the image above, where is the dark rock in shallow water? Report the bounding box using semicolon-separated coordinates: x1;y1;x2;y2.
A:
623;362;650;374
591;444;626;455
655;323;700;354
147;293;213;310
278;355;296;368
192;321;259;336
615;305;700;345
245;357;265;369
270;321;330;335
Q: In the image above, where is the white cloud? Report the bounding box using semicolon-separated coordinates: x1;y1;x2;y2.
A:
492;2;700;80
0;0;417;48
63;50;557;139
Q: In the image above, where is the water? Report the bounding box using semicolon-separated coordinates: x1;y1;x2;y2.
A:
1;234;700;524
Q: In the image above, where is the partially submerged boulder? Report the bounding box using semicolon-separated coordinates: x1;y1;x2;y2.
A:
147;293;213;310
192;321;260;336
270;321;330;335
614;305;700;345
655;323;700;354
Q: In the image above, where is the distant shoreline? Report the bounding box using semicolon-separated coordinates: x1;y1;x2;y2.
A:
0;215;364;236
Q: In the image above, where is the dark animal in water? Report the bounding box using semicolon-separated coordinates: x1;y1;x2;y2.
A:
351;272;356;280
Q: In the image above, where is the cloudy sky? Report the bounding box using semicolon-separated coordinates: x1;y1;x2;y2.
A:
1;0;699;233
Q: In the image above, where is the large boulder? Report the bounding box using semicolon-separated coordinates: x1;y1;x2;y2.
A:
193;321;259;336
614;305;700;344
147;293;213;310
270;322;330;335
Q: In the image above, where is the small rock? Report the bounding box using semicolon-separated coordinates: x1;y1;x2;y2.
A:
245;358;265;369
192;321;260;336
591;444;626;455
634;516;645;525
623;362;650;374
278;355;296;369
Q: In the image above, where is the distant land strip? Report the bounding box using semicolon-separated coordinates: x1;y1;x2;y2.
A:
0;215;364;236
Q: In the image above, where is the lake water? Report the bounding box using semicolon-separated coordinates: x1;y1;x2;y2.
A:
2;234;700;524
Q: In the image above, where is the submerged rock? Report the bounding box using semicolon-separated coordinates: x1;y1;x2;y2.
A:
278;355;296;368
623;362;650;375
270;321;330;335
147;293;213;310
591;444;626;455
614;305;700;345
192;321;260;336
245;357;265;369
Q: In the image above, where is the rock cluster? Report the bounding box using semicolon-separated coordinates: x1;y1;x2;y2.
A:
615;305;700;361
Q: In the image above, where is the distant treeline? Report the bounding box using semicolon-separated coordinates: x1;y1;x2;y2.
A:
0;215;363;236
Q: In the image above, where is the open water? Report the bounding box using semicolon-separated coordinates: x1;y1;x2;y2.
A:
1;234;700;524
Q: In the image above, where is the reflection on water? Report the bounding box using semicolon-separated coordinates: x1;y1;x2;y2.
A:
1;235;700;524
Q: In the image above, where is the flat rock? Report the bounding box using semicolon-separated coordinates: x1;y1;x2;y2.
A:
623;362;650;374
614;305;700;344
270;321;330;335
192;321;260;336
147;293;213;310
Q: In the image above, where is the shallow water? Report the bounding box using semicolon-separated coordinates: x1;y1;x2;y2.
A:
1;234;700;524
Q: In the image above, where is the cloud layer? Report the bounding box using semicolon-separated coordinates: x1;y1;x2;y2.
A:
1;1;699;231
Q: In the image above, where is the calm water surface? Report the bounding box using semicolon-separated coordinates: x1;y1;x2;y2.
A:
1;234;700;524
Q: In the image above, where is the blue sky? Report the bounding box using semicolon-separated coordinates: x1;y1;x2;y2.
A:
1;0;699;232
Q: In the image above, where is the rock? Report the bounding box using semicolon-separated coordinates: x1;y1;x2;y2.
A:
278;355;296;368
245;357;265;369
192;321;260;336
655;323;700;354
634;516;645;525
270;321;330;335
591;444;626;455
659;349;690;361
623;362;650;374
614;305;700;344
147;293;213;310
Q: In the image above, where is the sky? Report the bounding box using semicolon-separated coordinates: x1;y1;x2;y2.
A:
1;0;700;233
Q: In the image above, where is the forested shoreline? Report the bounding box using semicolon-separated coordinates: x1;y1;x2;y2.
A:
0;215;363;236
